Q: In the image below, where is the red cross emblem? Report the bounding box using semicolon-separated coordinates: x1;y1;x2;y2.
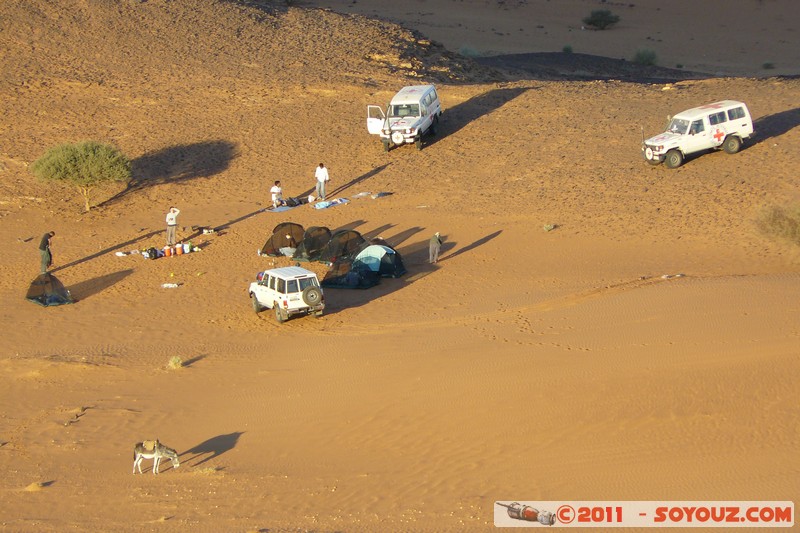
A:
700;103;724;109
713;129;725;142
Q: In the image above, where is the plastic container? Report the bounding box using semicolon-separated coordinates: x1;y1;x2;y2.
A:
183;243;191;254
164;246;173;257
175;244;183;255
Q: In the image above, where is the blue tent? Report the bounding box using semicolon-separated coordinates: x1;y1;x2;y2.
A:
352;244;406;278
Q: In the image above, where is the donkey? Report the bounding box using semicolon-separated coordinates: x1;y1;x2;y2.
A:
133;440;180;474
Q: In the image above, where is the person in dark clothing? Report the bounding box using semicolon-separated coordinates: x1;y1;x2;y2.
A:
429;232;442;264
39;231;55;274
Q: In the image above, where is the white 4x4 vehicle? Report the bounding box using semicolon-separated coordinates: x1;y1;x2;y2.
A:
249;266;324;323
642;100;754;168
367;84;442;151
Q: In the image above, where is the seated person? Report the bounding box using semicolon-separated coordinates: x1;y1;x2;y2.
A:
270;180;286;208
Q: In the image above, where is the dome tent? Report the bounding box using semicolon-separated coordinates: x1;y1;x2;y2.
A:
321;257;380;289
321;239;406;289
259;222;305;257
293;226;332;262
318;229;366;264
26;273;74;306
352;244;406;278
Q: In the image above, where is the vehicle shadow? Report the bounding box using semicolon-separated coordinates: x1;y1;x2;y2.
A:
752;107;800;146
426;87;531;148
182;431;244;468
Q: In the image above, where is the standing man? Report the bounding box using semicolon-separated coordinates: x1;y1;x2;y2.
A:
429;232;442;264
314;163;329;201
270;180;285;208
166;206;180;247
39;231;55;274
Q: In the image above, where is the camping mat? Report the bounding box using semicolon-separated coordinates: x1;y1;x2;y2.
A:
312;198;350;210
265;205;298;213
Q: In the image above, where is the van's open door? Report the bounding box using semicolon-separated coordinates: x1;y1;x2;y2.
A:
367;105;385;135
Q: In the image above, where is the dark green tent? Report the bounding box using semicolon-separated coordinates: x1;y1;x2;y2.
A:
26;273;74;306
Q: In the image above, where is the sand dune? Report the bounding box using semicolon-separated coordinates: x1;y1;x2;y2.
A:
0;0;798;531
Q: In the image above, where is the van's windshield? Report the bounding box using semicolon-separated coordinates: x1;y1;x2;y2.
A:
390;104;420;118
667;118;689;135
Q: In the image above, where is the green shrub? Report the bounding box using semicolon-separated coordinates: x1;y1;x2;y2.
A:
583;9;620;30
31;141;131;212
756;204;800;245
632;49;658;66
167;356;183;370
562;45;573;54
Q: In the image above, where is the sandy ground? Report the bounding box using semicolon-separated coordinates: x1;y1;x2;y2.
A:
0;0;798;531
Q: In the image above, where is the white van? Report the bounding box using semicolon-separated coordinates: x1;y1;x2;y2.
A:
367;85;442;151
642;100;754;168
248;266;324;323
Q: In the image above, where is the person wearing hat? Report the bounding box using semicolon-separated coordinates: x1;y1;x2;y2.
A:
429;232;443;264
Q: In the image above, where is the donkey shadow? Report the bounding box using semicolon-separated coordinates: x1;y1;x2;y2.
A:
182;431;243;467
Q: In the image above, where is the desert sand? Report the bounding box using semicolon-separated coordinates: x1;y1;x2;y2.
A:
0;0;798;531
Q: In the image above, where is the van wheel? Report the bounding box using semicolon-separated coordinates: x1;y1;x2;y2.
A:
302;286;322;306
274;303;287;323
664;149;683;169
722;135;742;154
382;140;390;152
415;137;423;150
251;294;263;313
430;116;439;136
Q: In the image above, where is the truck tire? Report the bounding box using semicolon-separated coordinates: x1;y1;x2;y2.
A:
415;137;423;150
722;135;742;154
251;294;263;313
302;286;322;306
665;149;683;169
274;302;287;323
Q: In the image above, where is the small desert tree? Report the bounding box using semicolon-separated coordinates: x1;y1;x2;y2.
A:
633;48;658;66
31;141;131;212
583;9;620;30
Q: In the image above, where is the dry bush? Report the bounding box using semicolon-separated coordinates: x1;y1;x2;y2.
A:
756;204;800;245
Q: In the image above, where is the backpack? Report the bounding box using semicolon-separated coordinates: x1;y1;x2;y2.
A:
147;247;158;260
